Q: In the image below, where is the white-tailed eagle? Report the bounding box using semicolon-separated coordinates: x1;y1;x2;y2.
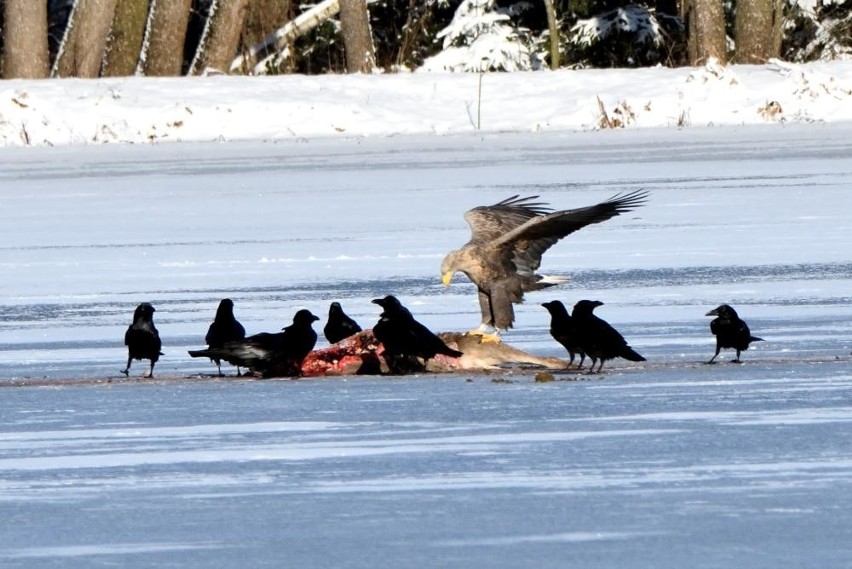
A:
440;190;648;334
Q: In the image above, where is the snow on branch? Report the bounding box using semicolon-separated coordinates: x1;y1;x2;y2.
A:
231;0;385;74
570;4;676;48
419;0;541;72
230;0;341;73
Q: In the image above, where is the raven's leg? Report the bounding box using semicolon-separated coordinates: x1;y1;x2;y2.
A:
120;356;132;376
144;360;155;378
586;357;598;374
707;345;721;364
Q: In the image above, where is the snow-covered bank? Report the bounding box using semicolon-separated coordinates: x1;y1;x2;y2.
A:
2;60;852;147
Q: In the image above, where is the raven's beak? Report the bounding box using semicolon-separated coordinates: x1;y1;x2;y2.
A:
705;308;719;317
441;272;453;287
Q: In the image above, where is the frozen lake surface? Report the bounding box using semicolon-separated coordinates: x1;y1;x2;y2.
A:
3;370;852;568
1;124;852;567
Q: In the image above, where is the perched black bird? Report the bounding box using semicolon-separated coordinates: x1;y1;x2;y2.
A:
571;300;645;373
188;309;319;377
324;302;362;344
542;300;585;368
372;295;463;373
705;304;763;364
204;298;246;376
121;302;163;378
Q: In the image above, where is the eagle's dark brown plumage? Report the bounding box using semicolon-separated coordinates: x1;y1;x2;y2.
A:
440;190;648;332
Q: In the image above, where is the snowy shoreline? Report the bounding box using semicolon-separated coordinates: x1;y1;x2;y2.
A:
2;59;852;147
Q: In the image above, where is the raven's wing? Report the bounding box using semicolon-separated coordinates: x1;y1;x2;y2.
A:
709;318;722;336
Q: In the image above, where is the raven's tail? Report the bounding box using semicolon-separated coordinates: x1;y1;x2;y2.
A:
620;346;646;362
188;349;213;359
440;346;464;358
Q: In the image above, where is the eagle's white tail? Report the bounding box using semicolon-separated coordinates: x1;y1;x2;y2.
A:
539;275;570;285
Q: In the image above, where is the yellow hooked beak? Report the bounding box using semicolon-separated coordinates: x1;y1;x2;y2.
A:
441;272;453;287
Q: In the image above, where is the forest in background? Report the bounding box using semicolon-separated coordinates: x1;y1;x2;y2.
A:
0;0;850;80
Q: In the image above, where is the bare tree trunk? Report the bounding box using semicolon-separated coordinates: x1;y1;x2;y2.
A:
80;0;120;76
103;0;149;76
53;0;120;77
3;0;50;78
237;0;292;73
338;0;375;73
734;0;783;63
190;0;253;74
242;0;290;50
231;0;340;73
681;0;727;65
395;0;434;68
142;0;193;76
543;0;559;70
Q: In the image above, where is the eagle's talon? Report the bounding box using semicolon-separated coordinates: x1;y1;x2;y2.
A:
466;329;502;344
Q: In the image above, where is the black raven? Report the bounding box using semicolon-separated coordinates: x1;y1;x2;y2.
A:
541;300;585;368
204;298;246;376
441;191;648;336
372;295;462;373
571;300;645;373
121;302;163;378
188;309;319;377
324;302;362;344
706;304;763;363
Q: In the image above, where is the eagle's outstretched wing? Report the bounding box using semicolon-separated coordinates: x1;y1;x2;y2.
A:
441;189;649;331
463;195;552;244
494;190;648;273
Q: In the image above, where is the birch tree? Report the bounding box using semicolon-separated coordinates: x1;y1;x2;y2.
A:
3;0;50;78
190;0;253;74
231;0;341;73
102;0;149;76
242;0;290;51
339;0;375;73
141;0;193;75
53;0;120;77
681;0;727;65
543;0;559;69
734;0;784;63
